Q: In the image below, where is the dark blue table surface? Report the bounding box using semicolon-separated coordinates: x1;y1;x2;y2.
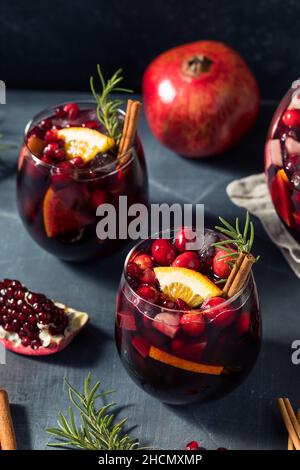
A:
0;91;298;450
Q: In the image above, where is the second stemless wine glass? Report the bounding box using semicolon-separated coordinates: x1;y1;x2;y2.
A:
115;230;261;405
17;101;148;261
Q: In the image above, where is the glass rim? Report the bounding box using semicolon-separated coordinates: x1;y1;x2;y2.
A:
122;227;255;316
22;100;136;179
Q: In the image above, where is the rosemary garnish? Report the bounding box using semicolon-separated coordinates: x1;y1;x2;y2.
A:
90;65;132;144
212;211;260;262
46;373;145;450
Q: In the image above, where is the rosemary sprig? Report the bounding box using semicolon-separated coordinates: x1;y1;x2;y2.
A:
90;65;132;143
46;373;145;450
212;211;260;261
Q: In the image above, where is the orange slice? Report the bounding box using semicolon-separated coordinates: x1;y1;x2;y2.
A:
153;267;222;307
57;127;115;163
149;346;223;375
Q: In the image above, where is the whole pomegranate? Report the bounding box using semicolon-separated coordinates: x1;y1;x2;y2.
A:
142;41;260;158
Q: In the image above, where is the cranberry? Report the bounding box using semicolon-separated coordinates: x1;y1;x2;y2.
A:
201;297;235;328
151;239;177;265
127;262;142;278
127;276;139;290
282;109;300;128
55;106;67;119
43;142;59;159
4;323;16;332
28;314;37;325
186;441;200;450
82;120;98;129
140;268;156;284
213;249;236;278
137;285;159;303
172;251;201;270
54;148;66;161
44;129;59;143
175;228;197;252
181;312;206;337
133;253;153;270
63;103;79;120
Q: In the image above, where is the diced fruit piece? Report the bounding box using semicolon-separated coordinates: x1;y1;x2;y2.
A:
151;239;177;265
133;253;153;270
154;267;222;307
137;285;159;303
270;169;293;227
27;135;45;155
131;336;150;358
201;297;235;328
117;311;136;331
175;227;197;252
265;139;282;170
149;346;223;375
213;249;236;278
57;127;115;163
174;338;207;362
172;251;201;270
43;187;94;237
282;109;300;128
236;311;251;335
180;311;206;337
153;312;181;338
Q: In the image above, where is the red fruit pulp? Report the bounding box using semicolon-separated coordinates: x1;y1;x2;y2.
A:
143;40;260;158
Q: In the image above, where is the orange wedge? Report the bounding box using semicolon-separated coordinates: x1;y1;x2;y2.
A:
149;346;223;375
57;127;115;163
153;267;222;307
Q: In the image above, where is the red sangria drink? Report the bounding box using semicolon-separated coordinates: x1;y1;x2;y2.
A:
17;68;148;261
115;216;261;405
265;81;300;242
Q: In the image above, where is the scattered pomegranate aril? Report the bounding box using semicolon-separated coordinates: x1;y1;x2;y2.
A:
90;189;107;209
172;251;201;270
151;239;177;265
186;441;200;450
63;103;79;120
282;109;300;128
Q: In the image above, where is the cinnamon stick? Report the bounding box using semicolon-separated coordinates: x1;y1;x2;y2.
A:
118;100;142;159
223;252;254;298
278;398;300;450
288;409;300;450
0;390;17;450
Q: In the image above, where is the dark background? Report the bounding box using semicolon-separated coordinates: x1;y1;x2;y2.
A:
0;0;298;99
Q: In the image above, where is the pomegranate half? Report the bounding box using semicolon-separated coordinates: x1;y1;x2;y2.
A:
0;279;88;356
143;40;260;158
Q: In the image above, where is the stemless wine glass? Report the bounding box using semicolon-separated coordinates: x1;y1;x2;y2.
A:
265;80;300;243
115;229;261;405
17;101;148;261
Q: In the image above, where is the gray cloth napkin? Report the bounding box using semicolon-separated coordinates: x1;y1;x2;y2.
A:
226;173;300;278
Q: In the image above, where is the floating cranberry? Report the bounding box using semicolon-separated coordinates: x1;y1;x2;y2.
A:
175;228;197;252
21;337;31;347
140;268;156;285
63;103;79;120
137;285;159;303
55;106;67;118
127;262;142;278
201;297;236;328
31;339;42;350
186;441;200;450
172;251;201;270
213;249;235;278
151;239;177;265
181;312;206;337
282;109;300;128
133;253;153;270
82;120;98;129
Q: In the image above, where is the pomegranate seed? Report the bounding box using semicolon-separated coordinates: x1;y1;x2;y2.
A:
82;120;98;129
151;239;177;265
28;314;37;325
63;103;79;120
21;337;31;347
186;441;200;450
55;106;67;118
